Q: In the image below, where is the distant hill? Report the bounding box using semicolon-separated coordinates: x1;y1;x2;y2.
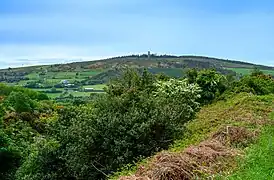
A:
1;55;274;84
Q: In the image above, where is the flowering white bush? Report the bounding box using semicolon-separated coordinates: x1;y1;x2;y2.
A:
154;78;201;122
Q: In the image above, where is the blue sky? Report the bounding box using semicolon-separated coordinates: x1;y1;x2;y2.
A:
0;0;274;68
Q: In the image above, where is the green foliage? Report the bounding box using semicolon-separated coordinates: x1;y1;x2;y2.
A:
0;130;21;180
186;69;227;104
226;73;274;96
186;68;198;84
110;93;274;179
15;137;63;180
250;67;264;77
2;66;274;180
0;83;48;101
227;67;274;76
154;79;201;122
36;93;49;101
155;73;171;81
0;104;5;118
18;69;201;179
5;92;36;113
0;84;54;179
3;120;38;156
105;68;155;96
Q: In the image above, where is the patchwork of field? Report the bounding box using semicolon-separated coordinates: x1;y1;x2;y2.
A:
1;55;273;99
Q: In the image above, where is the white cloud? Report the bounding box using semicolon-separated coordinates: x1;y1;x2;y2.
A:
0;44;126;68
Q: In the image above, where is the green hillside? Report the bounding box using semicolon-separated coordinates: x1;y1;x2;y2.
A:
111;93;274;180
0;67;273;180
0;55;273;99
227;67;274;76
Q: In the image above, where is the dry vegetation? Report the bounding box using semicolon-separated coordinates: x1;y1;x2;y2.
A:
115;93;274;180
119;127;253;180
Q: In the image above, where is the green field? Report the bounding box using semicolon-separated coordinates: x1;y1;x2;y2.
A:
228;68;274;76
2;55;273;100
45;91;95;99
26;70;102;80
46;93;63;99
30;84;106;99
83;84;106;90
12;69;106;98
148;68;185;77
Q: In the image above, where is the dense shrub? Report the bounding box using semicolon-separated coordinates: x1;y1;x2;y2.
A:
0;83;48;101
15;138;65;180
2;68;273;180
0;131;21;180
0;88;52;179
17;69;201;179
4;92;36;113
225;73;274;96
186;69;227;104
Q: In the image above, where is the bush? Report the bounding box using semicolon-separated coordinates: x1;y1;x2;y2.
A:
18;69;201;179
15;138;65;180
225;73;274;96
0;130;21;180
36;93;49;101
186;69;227;104
5;92;36;113
0;83;46;101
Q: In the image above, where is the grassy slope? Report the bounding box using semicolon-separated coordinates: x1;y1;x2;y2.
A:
18;70;104;98
226;112;274;180
2;55;273;98
110;93;274;179
3;56;274;76
227;68;274;76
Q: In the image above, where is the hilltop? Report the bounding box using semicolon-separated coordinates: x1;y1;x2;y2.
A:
1;54;274;99
2;54;274;75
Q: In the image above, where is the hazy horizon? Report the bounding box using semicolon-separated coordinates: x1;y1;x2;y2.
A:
1;0;274;68
1;53;273;70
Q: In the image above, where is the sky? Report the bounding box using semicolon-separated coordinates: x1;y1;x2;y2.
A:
0;0;274;68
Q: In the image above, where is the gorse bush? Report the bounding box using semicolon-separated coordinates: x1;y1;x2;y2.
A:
0;87;51;180
16;69;201;179
186;69;227;104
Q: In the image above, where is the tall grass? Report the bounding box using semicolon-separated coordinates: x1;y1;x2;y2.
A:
226;113;274;180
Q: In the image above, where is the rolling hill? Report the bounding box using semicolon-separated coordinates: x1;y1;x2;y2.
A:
0;54;273;99
2;54;274;79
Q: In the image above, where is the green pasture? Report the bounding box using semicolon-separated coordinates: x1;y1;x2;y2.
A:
148;68;184;77
83;84;106;90
227;68;274;76
29;84;106;99
26;70;103;81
